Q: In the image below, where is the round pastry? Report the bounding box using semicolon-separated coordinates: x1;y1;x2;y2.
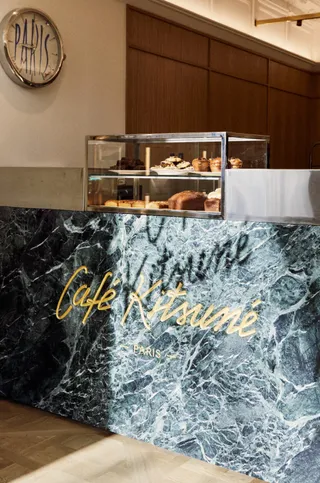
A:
205;189;221;212
104;200;118;207
168;191;207;211
209;157;222;172
229;157;243;169
192;158;210;172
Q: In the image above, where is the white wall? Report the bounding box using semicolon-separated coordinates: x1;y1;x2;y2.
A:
0;0;126;167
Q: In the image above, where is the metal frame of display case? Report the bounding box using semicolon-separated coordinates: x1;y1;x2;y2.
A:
85;132;270;219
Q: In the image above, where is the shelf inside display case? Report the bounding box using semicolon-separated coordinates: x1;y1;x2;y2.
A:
89;173;222;180
87;206;221;219
85;132;270;219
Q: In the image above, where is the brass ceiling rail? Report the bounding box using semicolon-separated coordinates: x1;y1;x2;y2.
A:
255;12;320;27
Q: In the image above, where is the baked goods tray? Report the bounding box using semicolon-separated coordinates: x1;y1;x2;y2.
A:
88;205;222;219
108;170;146;175
150;169;222;178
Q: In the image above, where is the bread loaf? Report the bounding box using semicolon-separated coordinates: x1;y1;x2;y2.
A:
168;191;207;211
204;198;221;212
204;189;221;212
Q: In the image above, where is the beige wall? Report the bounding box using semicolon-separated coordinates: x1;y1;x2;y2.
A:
0;0;126;168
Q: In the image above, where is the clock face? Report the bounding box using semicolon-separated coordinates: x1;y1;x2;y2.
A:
0;9;64;87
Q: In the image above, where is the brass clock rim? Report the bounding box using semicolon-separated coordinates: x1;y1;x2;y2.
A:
1;7;65;88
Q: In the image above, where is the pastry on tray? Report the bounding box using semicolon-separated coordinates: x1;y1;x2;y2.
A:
132;201;146;208
168;191;207;211
209;157;222;172
110;157;145;170
154;155;192;171
146;201;169;209
192;158;210;172
229;157;243;169
176;161;191;169
160;155;182;168
104;200;118;207
204;189;221;212
118;200;133;208
103;200;169;209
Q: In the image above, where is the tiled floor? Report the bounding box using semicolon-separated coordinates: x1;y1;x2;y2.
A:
0;400;267;483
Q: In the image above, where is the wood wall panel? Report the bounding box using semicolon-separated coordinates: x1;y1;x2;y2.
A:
127;9;209;68
310;76;320;167
268;89;310;169
209;73;268;134
210;40;268;85
310;98;320;167
127;7;318;169
312;74;320;99
127;49;208;134
269;61;312;97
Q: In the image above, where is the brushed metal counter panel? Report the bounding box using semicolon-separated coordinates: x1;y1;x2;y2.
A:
225;169;320;224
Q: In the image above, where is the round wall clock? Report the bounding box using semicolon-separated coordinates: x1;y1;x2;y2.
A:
0;8;65;88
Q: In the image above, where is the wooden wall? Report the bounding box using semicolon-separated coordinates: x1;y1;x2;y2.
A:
127;7;316;169
310;75;320;168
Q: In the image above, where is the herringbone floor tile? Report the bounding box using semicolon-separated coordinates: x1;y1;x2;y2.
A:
0;400;267;483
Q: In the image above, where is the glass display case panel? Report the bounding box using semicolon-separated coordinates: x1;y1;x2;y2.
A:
85;132;269;218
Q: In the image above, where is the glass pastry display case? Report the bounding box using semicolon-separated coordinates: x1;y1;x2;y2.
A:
85;132;269;219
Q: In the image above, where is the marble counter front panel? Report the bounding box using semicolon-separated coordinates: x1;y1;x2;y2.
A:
0;208;319;483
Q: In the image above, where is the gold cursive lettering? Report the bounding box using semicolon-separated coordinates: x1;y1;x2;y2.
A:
122;276;260;337
56;266;88;320
238;311;258;337
56;267;118;325
121;275;162;330
56;266;261;339
73;285;91;308
81;271;114;325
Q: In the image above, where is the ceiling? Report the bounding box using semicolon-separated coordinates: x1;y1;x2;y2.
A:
290;0;320;10
161;0;320;61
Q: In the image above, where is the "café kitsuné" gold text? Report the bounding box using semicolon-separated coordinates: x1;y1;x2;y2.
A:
55;266;261;338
